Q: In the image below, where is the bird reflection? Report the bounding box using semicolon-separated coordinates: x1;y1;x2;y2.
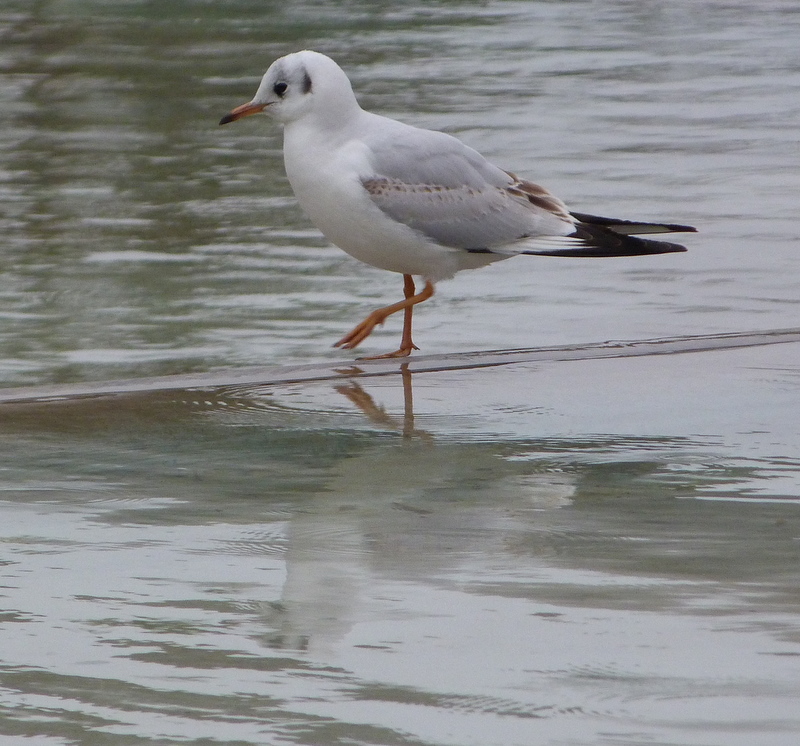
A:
256;367;575;654
334;363;429;439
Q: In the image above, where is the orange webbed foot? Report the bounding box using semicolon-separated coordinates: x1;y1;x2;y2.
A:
333;276;434;357
356;343;419;360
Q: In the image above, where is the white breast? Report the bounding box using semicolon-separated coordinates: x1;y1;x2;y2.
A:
281;120;490;281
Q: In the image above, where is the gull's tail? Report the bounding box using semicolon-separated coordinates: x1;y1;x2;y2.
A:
519;212;696;258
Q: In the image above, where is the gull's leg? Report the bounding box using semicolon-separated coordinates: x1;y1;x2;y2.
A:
334;274;434;358
398;274;420;353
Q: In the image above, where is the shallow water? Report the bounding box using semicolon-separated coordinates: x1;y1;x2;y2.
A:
1;1;800;744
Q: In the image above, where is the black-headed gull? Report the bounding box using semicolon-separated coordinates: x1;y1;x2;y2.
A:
220;50;695;358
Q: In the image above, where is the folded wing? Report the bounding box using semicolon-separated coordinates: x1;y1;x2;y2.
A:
361;126;695;258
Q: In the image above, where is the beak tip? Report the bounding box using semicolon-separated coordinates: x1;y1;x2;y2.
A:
218;101;267;126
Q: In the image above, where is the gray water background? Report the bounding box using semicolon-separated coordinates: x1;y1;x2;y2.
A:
1;1;800;744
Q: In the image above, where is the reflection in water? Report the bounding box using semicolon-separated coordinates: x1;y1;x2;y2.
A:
274;375;575;654
335;363;427;439
0;359;799;742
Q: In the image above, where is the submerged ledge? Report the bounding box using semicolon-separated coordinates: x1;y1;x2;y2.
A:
0;327;799;406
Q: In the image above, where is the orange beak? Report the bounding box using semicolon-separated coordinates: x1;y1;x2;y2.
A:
219;101;268;125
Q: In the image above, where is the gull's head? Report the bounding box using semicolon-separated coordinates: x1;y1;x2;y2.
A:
219;50;359;127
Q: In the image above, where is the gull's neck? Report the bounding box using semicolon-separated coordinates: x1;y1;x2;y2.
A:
284;100;364;147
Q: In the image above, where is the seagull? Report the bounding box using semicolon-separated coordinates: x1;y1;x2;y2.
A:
220;50;695;358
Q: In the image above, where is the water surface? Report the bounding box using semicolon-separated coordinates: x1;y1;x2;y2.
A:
1;1;800;744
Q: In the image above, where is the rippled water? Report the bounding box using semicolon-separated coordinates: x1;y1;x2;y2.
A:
2;1;800;744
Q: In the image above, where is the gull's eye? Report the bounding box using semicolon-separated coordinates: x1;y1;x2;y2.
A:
273;82;288;97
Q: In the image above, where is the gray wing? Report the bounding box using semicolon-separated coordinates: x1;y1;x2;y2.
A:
360;118;575;250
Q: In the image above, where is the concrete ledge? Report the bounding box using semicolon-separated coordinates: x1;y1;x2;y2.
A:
0;327;798;405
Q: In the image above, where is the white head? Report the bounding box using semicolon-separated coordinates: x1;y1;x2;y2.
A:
219;50;360;127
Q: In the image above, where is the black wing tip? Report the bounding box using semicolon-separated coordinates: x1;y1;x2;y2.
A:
467;213;693;259
570;211;697;235
521;223;690;258
652;223;697;234
474;240;689;258
521;243;688;258
581;226;689;257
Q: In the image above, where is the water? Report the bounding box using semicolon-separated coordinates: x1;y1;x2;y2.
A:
1;1;800;744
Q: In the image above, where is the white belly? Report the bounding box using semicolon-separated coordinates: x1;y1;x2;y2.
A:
282;126;497;281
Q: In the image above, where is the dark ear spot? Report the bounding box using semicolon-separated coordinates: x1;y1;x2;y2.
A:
302;69;313;94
